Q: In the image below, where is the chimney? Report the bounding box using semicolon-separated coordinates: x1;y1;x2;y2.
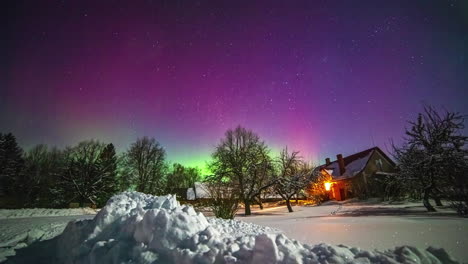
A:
325;158;331;166
337;154;345;175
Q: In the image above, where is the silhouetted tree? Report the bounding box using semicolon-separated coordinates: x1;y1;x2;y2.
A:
274;148;312;212
393;106;468;214
62;140;106;206
0;133;24;204
165;163;201;194
21;145;53;206
204;176;239;219
17;145;68;207
210;126;275;215
123;137;167;195
96;143;118;206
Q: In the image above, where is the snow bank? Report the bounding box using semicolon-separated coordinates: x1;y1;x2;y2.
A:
9;192;459;263
0;207;96;219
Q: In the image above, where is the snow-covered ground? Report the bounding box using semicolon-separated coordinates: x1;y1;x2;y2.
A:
1;193;463;263
0;207;97;261
240;199;468;262
0;215;95;262
0;207;96;219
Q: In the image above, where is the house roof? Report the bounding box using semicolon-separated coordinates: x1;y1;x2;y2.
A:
319;147;395;181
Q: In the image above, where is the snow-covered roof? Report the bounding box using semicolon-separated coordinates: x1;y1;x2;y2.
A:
319;147;394;181
323;152;372;180
193;182;210;199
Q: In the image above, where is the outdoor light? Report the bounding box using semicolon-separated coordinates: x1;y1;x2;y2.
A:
324;182;332;191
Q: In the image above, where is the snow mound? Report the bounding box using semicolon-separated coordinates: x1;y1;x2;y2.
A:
16;192;459;263
0;207;96;219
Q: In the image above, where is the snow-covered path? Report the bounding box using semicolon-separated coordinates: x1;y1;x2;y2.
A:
0;215;94;262
239;202;468;262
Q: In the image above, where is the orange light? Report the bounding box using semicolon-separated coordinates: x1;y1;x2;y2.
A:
324;182;332;191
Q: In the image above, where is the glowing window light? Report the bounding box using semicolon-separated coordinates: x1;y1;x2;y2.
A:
324;182;332;191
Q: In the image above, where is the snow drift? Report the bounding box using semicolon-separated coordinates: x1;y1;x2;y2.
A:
7;192;459;263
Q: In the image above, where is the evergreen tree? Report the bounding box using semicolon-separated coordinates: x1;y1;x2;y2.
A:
0;133;4;196
96;143;118;206
0;133;24;201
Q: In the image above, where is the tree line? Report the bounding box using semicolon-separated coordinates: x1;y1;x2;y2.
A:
0;128;319;215
0;136;201;208
205;106;468;218
1;105;466;217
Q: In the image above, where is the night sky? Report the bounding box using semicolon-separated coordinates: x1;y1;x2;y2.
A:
2;0;468;174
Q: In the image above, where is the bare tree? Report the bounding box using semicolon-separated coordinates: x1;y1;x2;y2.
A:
21;145;59;207
123;137;167;195
204;177;239;219
274;148;312;212
210;126;275;215
393;106;468;213
62;140;106;206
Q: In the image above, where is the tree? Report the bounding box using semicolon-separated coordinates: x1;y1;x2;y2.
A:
0;133;24;203
42;147;68;207
123;137;167;195
165;163;201;194
96;143;118;206
306;168;332;205
19;145;68;207
274;148;312;212
210;126;275;215
62;140;106;206
21;145;49;206
116;153;134;192
204;176;239;219
393;106;468;213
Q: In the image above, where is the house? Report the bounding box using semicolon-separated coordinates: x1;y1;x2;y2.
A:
318;147;396;201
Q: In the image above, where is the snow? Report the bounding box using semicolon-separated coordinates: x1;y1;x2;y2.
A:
0;215;94;262
194;182;210;199
0;207;97;262
0;207;97;219
3;192;461;263
241;199;468;262
187;187;196;200
325;152;372;179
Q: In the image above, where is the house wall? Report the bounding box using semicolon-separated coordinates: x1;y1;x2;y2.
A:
350;150;396;198
328;150;396;201
330;180;348;201
363;150;396;176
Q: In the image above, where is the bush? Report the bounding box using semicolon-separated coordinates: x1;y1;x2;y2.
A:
204;182;239;219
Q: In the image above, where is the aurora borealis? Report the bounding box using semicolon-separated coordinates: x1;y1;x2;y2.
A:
2;0;468;174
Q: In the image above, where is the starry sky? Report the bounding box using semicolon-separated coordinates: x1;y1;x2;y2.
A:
2;0;468;174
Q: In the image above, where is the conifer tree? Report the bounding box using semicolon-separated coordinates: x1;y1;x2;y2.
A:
96;143;118;206
0;133;24;200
